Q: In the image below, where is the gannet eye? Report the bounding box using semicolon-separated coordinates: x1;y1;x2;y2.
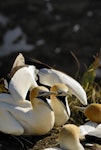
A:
57;91;63;95
57;90;67;96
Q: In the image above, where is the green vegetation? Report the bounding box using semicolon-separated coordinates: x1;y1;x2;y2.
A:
68;54;101;125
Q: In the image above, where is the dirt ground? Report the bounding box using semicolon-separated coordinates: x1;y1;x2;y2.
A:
0;0;101;150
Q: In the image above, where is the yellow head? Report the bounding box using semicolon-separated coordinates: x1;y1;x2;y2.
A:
30;86;54;110
50;83;68;96
59;124;84;150
84;103;101;123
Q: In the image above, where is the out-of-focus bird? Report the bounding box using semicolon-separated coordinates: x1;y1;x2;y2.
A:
44;124;85;150
0;86;55;136
76;103;101;135
84;103;101;123
76;103;101;149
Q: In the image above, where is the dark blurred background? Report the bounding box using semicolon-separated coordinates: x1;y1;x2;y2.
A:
0;0;101;79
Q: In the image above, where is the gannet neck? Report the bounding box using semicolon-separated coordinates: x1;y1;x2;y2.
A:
50;84;70;127
50;95;70;127
59;124;84;150
9;65;38;101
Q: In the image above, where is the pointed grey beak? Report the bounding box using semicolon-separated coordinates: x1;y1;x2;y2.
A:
57;91;68;96
39;91;57;97
38;91;56;111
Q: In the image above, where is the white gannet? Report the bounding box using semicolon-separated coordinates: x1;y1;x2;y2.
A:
44;124;85;150
38;68;87;106
49;83;70;127
0;53;38;106
78;103;101;148
0;86;55;136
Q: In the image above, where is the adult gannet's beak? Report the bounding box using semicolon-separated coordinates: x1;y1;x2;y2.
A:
38;91;57;97
38;91;56;110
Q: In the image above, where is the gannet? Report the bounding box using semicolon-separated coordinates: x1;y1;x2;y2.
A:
49;83;70;127
0;86;55;135
77;103;101;145
84;103;101;123
76;103;101;135
38;68;87;106
44;124;85;150
0;53;38;107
